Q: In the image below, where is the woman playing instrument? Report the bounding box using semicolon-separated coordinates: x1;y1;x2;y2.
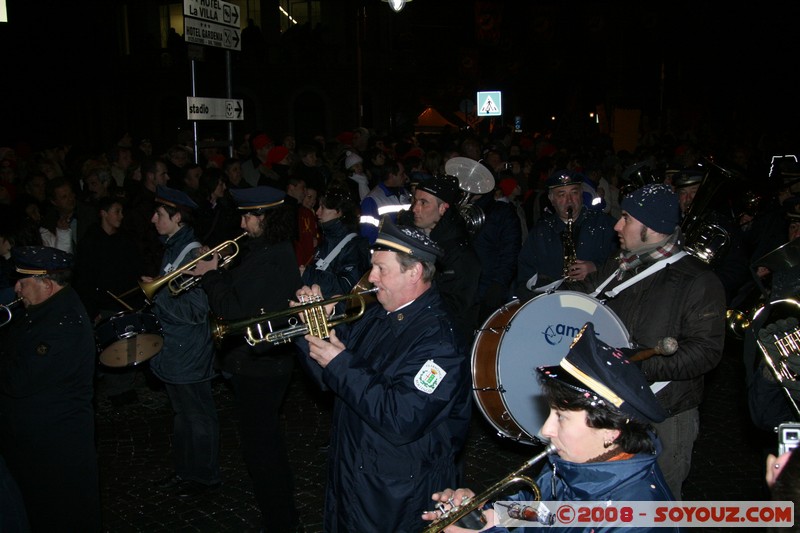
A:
300;186;370;298
423;322;679;533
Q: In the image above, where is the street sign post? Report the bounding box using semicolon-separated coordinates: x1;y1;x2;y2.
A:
184;17;241;51
184;0;241;51
184;0;240;27
186;97;243;121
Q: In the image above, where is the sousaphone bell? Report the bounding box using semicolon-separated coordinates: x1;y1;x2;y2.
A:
444;157;496;234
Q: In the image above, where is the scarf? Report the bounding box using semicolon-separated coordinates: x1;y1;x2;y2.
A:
616;227;681;278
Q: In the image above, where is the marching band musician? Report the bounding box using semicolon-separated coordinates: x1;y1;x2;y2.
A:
189;185;303;532
146;186;221;499
0;246;100;531
300;185;371;298
744;197;800;431
672;166;750;306
516;169;617;299
293;218;472;533
407;174;482;343
423;323;678;533
567;183;726;499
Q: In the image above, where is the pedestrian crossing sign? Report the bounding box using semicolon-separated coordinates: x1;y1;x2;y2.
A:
477;91;502;117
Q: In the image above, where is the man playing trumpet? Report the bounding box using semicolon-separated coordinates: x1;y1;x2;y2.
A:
146;186;220;499
189;185;303;532
293;218;472;533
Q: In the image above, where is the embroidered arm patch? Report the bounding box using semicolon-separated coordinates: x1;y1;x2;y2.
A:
414;360;446;394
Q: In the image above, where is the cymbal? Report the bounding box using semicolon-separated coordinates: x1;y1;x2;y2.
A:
753;238;800;272
444;157;495;195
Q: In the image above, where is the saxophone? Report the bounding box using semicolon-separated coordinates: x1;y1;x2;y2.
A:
562;206;577;278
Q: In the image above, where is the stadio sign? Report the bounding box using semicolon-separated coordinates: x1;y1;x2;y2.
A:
186;97;243;121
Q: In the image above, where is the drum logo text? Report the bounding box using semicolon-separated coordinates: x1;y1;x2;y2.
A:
543;323;582;346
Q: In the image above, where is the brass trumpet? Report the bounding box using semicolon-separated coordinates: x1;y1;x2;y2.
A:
0;298;23;328
422;443;556;533
211;287;378;347
138;233;247;300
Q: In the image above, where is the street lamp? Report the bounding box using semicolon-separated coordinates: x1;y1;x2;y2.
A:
382;0;412;13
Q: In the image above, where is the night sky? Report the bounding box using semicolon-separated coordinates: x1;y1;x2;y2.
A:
2;1;799;151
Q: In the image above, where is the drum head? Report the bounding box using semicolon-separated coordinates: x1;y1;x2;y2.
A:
472;291;630;444
96;311;163;367
99;334;164;367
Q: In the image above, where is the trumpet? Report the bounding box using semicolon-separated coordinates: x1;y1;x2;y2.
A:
211;287;378;347
0;298;23;328
138;233;247;300
422;443;556;533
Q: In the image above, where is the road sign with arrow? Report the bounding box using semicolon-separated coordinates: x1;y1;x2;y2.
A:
187;97;244;121
184;0;241;51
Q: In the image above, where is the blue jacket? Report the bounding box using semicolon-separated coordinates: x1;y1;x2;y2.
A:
486;439;680;533
359;182;412;244
301;218;370;298
149;225;216;384
516;208;617;297
296;287;472;533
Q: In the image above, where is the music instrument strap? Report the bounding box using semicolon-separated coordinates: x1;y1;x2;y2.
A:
314;233;357;271
164;242;202;274
590;251;687;299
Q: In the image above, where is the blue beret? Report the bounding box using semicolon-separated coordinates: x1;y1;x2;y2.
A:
538;322;667;424
371;216;444;263
546;169;583;189
156;185;198;210
230;186;286;212
416;175;462;205
12;246;74;277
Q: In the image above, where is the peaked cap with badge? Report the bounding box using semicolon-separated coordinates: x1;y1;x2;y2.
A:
155;185;198;210
671;167;704;189
538;322;667;424
415;175;462;206
230;186;286;214
546;169;584;189
371;216;444;263
12;246;74;278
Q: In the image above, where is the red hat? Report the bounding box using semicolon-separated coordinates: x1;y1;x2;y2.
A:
336;131;354;146
499;177;518;197
208;154;226;168
252;134;273;151
263;146;289;168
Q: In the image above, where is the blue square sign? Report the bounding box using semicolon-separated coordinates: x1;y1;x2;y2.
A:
477;91;502;117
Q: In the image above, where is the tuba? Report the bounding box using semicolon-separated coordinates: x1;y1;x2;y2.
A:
444;157;496;234
756;314;800;418
679;158;745;265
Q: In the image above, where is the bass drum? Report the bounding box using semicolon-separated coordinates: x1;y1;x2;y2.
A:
96;310;164;367
472;291;631;445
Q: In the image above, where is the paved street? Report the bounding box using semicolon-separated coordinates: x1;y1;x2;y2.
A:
95;335;780;532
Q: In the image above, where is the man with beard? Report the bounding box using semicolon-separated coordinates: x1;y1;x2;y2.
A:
568;183;726;499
